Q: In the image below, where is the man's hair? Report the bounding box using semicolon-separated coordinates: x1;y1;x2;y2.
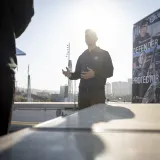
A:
140;19;149;28
85;29;98;39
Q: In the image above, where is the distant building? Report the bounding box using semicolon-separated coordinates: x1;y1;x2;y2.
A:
36;91;50;98
51;94;59;102
59;85;68;99
128;78;132;95
60;86;65;98
105;82;111;96
112;81;129;97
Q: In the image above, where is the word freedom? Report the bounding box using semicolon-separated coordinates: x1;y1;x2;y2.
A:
134;39;158;53
133;75;159;84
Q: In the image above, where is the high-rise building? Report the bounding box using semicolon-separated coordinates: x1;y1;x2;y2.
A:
112;79;132;97
60;85;68;98
112;81;128;97
128;78;132;95
105;82;111;96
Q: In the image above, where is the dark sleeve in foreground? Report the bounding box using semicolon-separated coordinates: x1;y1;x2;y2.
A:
95;51;114;78
69;56;81;80
11;0;34;38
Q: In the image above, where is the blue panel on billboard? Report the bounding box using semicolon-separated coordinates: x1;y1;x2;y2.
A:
16;48;26;56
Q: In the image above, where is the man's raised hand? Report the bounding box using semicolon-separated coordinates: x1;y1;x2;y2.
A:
81;67;95;79
62;67;71;78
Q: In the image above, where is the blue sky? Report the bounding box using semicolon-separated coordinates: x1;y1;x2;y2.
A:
15;0;160;91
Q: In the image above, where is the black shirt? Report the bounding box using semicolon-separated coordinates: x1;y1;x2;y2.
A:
0;0;17;71
70;47;114;89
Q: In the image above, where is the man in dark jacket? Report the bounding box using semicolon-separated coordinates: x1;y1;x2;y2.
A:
62;29;114;109
0;0;34;136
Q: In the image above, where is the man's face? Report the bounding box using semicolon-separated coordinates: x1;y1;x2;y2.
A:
85;31;97;45
140;24;148;36
138;53;146;65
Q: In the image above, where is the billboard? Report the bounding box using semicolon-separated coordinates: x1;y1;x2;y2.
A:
132;9;160;103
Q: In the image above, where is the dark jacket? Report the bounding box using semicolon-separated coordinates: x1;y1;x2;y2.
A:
0;0;34;71
70;47;114;90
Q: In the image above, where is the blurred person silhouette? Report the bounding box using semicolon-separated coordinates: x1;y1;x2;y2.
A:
62;29;114;109
0;0;34;136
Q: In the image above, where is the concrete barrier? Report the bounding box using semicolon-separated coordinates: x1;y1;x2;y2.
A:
13;102;78;110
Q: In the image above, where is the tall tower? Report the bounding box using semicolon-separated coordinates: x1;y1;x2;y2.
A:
27;65;32;102
68;60;73;101
66;43;73;102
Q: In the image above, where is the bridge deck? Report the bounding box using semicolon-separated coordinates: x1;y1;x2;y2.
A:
0;104;160;160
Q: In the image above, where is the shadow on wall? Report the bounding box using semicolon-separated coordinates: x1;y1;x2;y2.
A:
84;104;135;122
74;104;135;160
28;104;135;160
75;104;135;160
60;104;135;128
